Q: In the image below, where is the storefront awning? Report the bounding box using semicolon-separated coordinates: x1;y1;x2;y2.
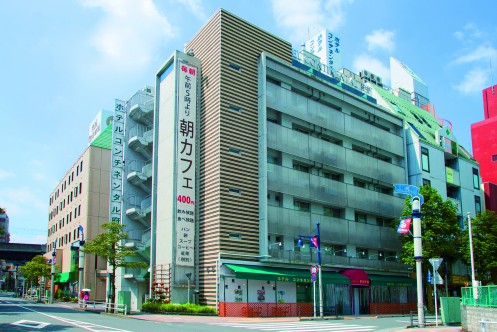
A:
369;275;416;287
340;269;370;286
56;272;71;283
225;264;349;284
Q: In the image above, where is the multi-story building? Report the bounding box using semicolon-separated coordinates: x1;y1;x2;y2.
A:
113;8;482;315
46;110;113;300
471;84;497;213
0;209;9;243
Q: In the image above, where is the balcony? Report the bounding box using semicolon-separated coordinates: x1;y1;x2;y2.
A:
447;197;462;215
128;125;153;159
127;160;152;192
446;167;460;187
128;101;154;126
266;249;407;272
126;195;152;227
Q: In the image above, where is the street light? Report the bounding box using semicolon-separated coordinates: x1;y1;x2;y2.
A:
412;196;425;328
297;222;323;318
467;212;478;301
78;225;85;305
50;239;57;304
185;273;192;303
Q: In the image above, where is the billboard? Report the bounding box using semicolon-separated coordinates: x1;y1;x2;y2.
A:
305;29;342;71
88;109;113;145
109;100;125;224
175;61;198;267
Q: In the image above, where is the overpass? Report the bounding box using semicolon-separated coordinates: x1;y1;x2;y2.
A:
0;243;46;262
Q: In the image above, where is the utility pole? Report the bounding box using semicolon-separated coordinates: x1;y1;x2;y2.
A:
50;239;57;304
78;225;85;303
412;197;425;327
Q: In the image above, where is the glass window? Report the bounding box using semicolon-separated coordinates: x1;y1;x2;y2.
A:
422;178;431;186
473;168;480;189
354;178;366;188
475;196;481;215
492;154;497;162
355;212;367;223
294;199;310;212
293;162;310;173
421;147;430;172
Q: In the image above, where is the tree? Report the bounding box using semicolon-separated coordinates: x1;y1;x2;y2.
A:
460;210;497;285
0;207;6;236
83;222;147;304
396;185;461;279
19;255;51;298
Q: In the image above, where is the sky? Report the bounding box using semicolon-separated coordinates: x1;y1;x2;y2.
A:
1;0;497;244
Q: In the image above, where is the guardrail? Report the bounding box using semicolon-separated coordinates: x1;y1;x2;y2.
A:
481;320;497;332
77;300;127;316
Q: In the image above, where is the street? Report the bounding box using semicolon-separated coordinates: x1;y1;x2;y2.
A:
0;293;461;332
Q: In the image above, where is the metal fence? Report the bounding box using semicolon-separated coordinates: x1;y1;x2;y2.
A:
462;285;497;308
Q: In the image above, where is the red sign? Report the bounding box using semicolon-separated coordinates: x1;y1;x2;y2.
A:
397;217;412;234
310;265;318;275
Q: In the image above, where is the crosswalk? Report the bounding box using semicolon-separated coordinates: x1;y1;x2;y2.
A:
209;321;377;332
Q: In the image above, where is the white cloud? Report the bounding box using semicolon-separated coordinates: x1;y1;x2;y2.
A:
80;0;174;68
365;29;395;52
0;187;46;217
453;43;497;64
176;0;206;20
453;68;489;95
352;54;390;85
454;22;482;41
0;169;14;180
271;0;353;44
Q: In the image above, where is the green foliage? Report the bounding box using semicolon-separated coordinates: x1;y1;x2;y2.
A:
397;185;461;269
20;255;51;285
82;222;147;303
141;301;216;314
460;210;497;284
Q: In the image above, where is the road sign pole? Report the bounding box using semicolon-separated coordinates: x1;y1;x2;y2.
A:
313;279;316;318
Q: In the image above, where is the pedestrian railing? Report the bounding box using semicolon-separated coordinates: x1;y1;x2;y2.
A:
77;300;127;316
481;320;497;332
462;285;497;308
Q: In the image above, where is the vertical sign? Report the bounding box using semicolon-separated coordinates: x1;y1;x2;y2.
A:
305;29;342;71
175;61;197;266
110;100;125;224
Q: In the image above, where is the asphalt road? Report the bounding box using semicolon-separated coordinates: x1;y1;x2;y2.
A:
0;294;461;332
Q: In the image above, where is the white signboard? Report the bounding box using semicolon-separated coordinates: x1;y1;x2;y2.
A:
110;100;125;224
88;109;113;145
305;29;342;71
175;61;197;266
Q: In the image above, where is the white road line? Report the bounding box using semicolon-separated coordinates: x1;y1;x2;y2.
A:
17;304;132;332
210;322;378;332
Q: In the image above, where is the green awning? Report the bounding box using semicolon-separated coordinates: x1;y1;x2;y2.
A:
370;275;416;287
225;264;349;284
56;272;71;283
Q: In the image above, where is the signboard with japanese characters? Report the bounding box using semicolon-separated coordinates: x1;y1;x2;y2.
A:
88;109;113;145
305;29;342;71
110;100;125;224
175;61;197;267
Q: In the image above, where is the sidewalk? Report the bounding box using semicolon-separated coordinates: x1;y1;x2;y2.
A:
54;301;463;331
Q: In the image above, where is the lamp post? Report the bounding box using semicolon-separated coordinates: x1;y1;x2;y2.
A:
412;196;425;328
50;239;57;304
186;273;192;303
78;225;85;304
297;222;323;318
467;212;478;301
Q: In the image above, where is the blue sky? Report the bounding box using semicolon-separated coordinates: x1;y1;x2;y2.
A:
1;0;496;244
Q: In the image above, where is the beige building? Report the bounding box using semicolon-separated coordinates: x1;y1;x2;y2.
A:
46;117;112;301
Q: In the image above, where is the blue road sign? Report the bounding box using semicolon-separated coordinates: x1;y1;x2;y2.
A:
393;184;424;205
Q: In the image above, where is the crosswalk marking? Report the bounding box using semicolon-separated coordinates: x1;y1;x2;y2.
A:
209;321;377;332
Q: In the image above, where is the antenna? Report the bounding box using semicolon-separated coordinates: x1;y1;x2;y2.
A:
491;59;495;94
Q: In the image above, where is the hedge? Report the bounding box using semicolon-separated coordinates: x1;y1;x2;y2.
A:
142;302;216;314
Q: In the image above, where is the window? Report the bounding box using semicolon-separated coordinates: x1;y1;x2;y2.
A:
228;188;242;195
421;147;430;172
80;161;83;172
322;171;343;182
79;183;82;194
228;105;242;112
293;162;310;173
292;123;309;134
492;154;497;162
228;63;242;71
473;168;480;189
228;147;242;155
376;217;390;227
355;212;367;223
356;248;368;259
323;206;343;218
475;196;481;215
422;178;431;186
353;178;367;188
294;199;310;212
